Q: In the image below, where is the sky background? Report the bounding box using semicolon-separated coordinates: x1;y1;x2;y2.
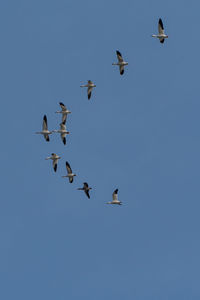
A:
1;0;200;299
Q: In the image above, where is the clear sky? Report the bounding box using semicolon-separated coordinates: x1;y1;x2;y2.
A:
1;0;200;299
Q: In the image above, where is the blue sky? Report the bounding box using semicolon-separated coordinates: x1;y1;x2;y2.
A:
1;0;200;299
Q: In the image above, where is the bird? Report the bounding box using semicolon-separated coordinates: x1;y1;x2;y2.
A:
35;115;53;142
45;153;61;172
80;80;96;100
107;189;122;205
62;161;76;183
77;182;92;199
55;102;71;124
152;18;168;43
53;122;70;145
112;50;128;75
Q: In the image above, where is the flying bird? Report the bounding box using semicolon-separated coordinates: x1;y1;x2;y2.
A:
77;182;92;199
62;161;76;183
107;189;122;205
45;153;61;172
80;80;96;100
55;102;71;124
152;18;168;43
35;115;53;142
53;122;70;145
112;50;128;75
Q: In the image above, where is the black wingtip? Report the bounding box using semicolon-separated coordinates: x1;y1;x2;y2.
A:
114;188;118;194
46;136;50;142
120;69;124;75
88;93;91;100
43;115;47;121
54;165;57;172
160;39;165;44
116;50;121;56
59;102;64;106
86;191;90;199
63;137;66;145
159;18;164;29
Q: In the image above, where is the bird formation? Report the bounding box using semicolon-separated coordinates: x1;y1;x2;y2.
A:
36;18;168;204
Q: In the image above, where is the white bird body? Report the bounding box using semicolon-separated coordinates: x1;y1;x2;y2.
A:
62;161;76;183
80;80;96;100
53;122;70;145
45;153;61;172
35;115;53;142
152;18;168;43
107;189;122;205
112;50;128;75
112;61;128;66
55;102;71;124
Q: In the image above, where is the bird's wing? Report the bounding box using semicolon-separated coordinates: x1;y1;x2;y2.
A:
85;189;90;199
69;176;73;183
62;114;67;124
66;161;72;174
83;182;89;188
88;80;92;84
59;102;66;111
61;134;66;145
60;122;66;130
119;65;124;75
112;189;118;201
88;86;92;99
43;115;48;130
116;50;123;63
160;38;165;43
44;134;49;142
53;158;58;172
158;18;164;35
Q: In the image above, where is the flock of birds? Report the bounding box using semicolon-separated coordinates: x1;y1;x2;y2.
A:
35;18;168;204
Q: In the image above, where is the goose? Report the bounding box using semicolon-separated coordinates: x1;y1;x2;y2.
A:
45;153;61;172
77;182;92;199
53;122;70;145
107;189;122;205
35;115;53;142
112;50;128;75
152;18;168;43
55;102;71;124
80;80;96;100
62;161;76;183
